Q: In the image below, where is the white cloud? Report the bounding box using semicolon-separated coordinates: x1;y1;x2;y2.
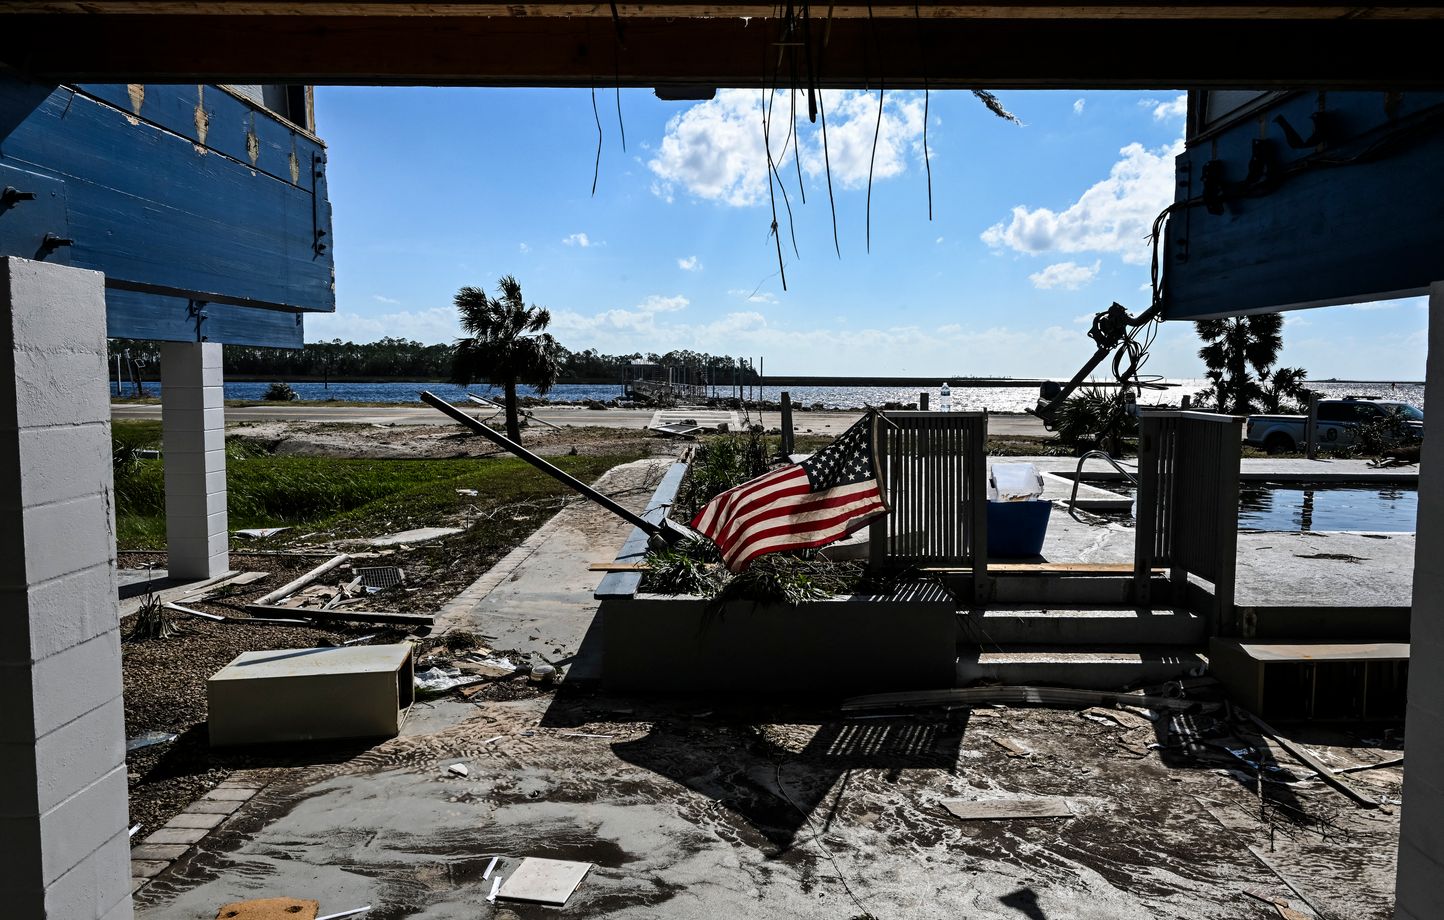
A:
371;294;400;305
1073;98;1086;115
1141;94;1187;121
935;236;945;244
728;288;778;304
636;294;689;313
562;232;597;247
1339;301;1398;311
647;88;927;207
677;255;702;272
307;306;461;343
1029;260;1101;290
980;138;1183;265
518;242;531;254
544;306;1094;378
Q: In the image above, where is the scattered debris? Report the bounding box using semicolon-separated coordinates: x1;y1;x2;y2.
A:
355;566;404;591
315;908;371;920
234;527;291;539
129;823;142;838
447;763;469;777
1239;709;1379;808
455;488;480;497
254;554;351;607
454;655;520;678
126;730;178;752
1248;845;1333;920
486;876;502;903
941;797;1073;821
1333;756;1403;775
843;685;1214;714
497;857;592;906
166;601;226;622
560;732;614;739
414;667;483;694
1080;706;1155;730
368;527;464;547
483;857;499;880
246;603;433;628
529;664;557;684
991;737;1032;758
1243;888;1310;920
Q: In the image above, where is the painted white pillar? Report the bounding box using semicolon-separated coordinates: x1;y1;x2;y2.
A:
160;342;228;580
1397;280;1444;919
0;258;133;919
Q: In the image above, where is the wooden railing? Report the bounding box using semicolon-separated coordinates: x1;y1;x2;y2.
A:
1135;410;1243;628
869;411;989;597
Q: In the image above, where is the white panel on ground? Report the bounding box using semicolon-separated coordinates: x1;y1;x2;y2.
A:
1396;279;1444;919
161;341;229;579
0;257;133;919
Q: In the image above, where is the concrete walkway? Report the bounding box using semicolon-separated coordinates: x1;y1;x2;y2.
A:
433;457;673;680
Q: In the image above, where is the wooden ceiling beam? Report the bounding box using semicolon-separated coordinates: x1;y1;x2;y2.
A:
5;2;1444;18
4;14;1443;87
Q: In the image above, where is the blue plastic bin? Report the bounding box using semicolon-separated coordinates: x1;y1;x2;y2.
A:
986;500;1052;558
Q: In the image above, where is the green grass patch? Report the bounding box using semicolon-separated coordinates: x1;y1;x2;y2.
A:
112;419;163;451
115;449;645;549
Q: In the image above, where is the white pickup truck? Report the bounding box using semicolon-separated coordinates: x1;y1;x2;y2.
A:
1245;397;1424;452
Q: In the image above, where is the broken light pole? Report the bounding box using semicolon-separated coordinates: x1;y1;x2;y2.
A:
419;391;697;548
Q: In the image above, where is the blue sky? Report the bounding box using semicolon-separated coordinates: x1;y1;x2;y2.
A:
310;87;1426;381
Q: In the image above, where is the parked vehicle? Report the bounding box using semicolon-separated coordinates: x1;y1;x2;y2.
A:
1245;397;1424;452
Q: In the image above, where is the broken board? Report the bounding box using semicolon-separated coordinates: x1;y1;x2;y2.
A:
497;857;592;906
942;797;1073;820
215;898;319;920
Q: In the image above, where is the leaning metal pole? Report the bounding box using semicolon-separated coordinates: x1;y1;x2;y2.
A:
419;390;665;539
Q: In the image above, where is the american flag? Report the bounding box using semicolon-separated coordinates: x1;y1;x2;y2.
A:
690;414;889;573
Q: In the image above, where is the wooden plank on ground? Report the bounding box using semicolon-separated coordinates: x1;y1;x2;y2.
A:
942;797;1073;821
245;603;432;627
589;562;651;572
1240;710;1379;808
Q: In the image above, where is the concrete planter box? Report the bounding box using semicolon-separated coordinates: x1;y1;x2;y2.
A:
600;590;956;696
595;461;956;696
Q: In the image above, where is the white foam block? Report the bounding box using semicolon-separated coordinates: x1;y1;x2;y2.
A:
497;857;592;906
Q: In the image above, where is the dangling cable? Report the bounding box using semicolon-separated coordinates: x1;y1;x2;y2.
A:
590;84;603;197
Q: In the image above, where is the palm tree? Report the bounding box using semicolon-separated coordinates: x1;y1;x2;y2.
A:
450;276;563;442
1194;314;1287;415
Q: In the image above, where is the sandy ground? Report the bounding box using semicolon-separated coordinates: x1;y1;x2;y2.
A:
227;419;670;460
132;690;1403;920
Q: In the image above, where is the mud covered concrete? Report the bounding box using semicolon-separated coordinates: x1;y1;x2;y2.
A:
132;693;1401;920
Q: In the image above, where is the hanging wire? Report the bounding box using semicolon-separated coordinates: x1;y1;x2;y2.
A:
817;91;841;258
761;21;789;290
864;2;884;253
914;2;933;220
590;85;604;197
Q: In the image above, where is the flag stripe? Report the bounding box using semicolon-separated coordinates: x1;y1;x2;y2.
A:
721;495;885;568
713;484;883;558
727;506;888;571
690;465;806;533
689;414;887;573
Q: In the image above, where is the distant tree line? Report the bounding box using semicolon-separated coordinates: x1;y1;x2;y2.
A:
108;338;761;384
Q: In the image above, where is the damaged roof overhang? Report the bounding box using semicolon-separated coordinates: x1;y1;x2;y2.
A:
3;2;1444;88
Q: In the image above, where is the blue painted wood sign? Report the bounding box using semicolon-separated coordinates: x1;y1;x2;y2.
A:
1162;90;1444;321
0;77;334;347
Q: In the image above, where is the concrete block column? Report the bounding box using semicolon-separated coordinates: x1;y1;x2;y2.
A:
160;342;228;579
0;258;133;920
1397;280;1444;919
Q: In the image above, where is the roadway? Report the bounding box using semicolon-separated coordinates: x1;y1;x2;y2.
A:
110;403;1052;437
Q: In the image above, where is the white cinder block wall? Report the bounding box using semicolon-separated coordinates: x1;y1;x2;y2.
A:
1397;281;1444;919
160;342;228;580
0;258;133;919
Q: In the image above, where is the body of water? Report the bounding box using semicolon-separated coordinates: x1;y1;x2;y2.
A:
1238;483;1418;532
112;378;1426;413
